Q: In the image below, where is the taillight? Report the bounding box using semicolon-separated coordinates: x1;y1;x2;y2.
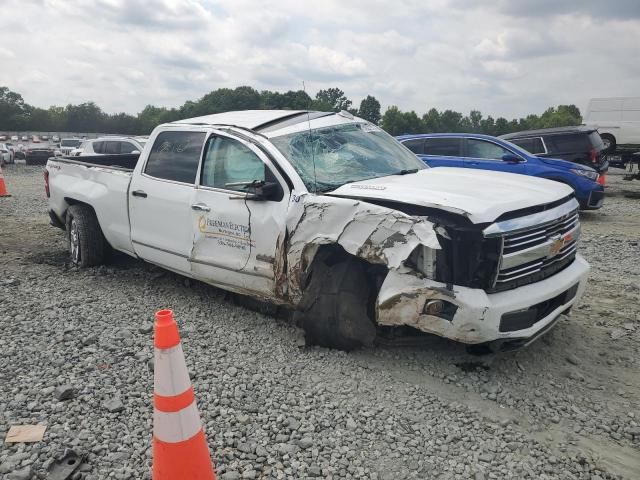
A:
589;148;598;164
44;169;50;198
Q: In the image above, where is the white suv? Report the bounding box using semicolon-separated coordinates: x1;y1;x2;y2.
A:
73;137;147;156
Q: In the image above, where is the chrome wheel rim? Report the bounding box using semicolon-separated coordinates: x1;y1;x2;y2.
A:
70;219;80;264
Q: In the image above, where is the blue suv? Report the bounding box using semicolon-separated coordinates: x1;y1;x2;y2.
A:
397;133;604;210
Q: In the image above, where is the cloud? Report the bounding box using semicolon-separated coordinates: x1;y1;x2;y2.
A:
0;47;16;58
473;31;568;60
450;0;640;20
0;0;638;120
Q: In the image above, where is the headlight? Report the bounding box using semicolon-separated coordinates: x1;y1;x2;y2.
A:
570;168;598;181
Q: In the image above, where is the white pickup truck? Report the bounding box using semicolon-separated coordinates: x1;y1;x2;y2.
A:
46;110;590;351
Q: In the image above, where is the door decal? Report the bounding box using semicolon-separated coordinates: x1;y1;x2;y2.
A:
197;215;255;251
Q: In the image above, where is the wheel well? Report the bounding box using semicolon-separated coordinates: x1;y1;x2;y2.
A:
63;200;111;247
63;198;98;223
303;244;388;311
600;132;615;141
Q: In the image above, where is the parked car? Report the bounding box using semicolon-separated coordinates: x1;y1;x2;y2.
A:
73;136;147;156
45;110;589;352
21;135;28;141
58;138;84;156
14;144;26;160
42;135;49;141
25;146;56;165
584;97;640;151
52;135;60;143
11;135;19;142
500;126;608;173
0;135;6;141
397;133;604;210
32;135;40;143
0;143;13;165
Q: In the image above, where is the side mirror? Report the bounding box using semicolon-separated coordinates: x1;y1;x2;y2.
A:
251;181;281;201
131;150;140;155
502;153;522;162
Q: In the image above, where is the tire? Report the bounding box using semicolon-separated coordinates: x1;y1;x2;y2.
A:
294;255;377;351
600;133;616;153
66;204;106;267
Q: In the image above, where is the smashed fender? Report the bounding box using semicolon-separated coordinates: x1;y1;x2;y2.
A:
284;193;440;303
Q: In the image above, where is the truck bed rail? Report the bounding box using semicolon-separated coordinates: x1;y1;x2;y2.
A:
55;153;140;171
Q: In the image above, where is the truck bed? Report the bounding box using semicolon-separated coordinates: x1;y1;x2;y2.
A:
47;155;136;256
59;153;140;171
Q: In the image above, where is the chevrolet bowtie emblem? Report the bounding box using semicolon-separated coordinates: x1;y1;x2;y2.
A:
548;234;565;258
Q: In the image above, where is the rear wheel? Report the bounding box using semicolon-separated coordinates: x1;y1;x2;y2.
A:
294;253;377;351
600;133;616;153
66;204;106;267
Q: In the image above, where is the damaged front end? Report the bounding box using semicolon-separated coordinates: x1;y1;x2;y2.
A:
285;193;589;348
284;193;504;343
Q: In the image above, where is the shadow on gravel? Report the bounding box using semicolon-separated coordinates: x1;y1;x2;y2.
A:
25;249;69;266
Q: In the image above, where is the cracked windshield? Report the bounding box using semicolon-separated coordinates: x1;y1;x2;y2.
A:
271;122;425;192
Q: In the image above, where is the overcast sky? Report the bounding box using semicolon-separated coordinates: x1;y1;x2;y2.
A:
1;0;639;118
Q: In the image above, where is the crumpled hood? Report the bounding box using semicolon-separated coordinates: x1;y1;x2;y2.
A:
326;167;573;224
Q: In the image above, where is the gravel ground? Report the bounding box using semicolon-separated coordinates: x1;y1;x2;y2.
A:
1;164;639;480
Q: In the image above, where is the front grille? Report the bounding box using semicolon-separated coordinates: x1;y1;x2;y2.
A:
486;203;580;293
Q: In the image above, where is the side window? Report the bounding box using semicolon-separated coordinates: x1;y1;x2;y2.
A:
547;134;589;153
144;131;205;183
119;142;137;154
511;138;544;154
401;139;425;154
104;141;120;154
201;136;266;192
91;141;104;153
423;138;462;156
465;139;510;160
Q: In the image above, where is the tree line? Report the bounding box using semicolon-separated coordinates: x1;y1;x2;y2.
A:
0;85;581;137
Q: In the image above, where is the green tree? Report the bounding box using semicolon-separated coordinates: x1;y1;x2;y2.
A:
0;86;28;130
314;88;352;112
381;106;423;135
358;95;381;124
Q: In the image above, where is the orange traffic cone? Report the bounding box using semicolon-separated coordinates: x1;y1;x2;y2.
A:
152;309;216;480
0;165;10;197
597;173;606;186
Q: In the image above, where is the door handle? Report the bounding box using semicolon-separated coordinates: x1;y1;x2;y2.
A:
191;203;211;212
132;190;147;198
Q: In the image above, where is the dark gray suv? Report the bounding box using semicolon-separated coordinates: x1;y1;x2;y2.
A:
500;126;608;173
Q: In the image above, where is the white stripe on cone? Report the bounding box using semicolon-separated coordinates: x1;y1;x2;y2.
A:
154;343;192;397
154;402;202;443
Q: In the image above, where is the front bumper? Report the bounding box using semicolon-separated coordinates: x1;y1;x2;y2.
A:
376;254;590;345
580;186;605;210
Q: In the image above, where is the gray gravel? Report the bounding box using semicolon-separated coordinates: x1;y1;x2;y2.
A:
1;164;639;479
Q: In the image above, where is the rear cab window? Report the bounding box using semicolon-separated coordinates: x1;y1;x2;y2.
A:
144;131;206;183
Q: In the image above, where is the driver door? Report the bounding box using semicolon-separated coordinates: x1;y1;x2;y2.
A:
189;133;289;297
